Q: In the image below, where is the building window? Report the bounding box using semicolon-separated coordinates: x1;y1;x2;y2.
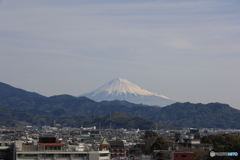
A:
181;155;187;158
17;154;23;158
58;154;70;158
100;153;109;157
74;154;87;158
24;154;38;158
44;154;54;158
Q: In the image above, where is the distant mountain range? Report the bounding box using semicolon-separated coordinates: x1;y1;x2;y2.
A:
1;81;240;129
81;78;176;107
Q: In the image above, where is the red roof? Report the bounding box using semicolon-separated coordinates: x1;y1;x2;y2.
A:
38;143;63;146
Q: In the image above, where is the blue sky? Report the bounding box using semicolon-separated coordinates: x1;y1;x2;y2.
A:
1;0;240;109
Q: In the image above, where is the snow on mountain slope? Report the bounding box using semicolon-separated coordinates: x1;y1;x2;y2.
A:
80;78;176;107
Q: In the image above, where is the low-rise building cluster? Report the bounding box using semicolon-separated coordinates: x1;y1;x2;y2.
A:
0;126;240;160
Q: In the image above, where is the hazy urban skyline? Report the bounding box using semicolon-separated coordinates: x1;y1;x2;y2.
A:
1;0;240;109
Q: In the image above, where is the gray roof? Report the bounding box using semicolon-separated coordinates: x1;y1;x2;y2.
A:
109;141;124;148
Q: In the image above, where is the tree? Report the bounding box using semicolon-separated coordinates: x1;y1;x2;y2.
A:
201;134;240;160
194;133;200;139
175;133;181;142
142;130;158;154
193;149;209;160
151;136;167;151
144;130;158;139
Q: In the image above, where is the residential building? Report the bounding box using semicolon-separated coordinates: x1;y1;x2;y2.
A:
15;137;110;160
153;150;196;160
0;140;14;160
109;141;126;159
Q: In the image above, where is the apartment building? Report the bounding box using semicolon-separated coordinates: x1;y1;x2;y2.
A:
15;137;110;160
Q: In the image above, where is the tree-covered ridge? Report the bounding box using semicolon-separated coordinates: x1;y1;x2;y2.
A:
153;102;240;128
1;81;240;128
0;107;179;130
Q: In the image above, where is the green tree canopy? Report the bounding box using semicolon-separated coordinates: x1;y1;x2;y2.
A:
201;134;240;158
151;136;167;151
144;130;158;139
175;133;181;142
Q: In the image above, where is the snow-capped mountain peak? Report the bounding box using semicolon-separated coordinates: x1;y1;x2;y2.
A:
93;78;170;99
80;78;176;107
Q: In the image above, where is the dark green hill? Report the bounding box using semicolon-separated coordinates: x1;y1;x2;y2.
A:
77;112;154;130
153;102;240;128
0;82;45;98
100;99;154;108
1;81;240;129
73;112;180;130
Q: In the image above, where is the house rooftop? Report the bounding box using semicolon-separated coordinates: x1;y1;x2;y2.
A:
38;143;63;146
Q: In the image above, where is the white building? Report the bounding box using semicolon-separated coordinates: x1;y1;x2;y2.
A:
15;139;110;160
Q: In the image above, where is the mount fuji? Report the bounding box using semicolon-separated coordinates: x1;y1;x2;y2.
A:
80;78;176;107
